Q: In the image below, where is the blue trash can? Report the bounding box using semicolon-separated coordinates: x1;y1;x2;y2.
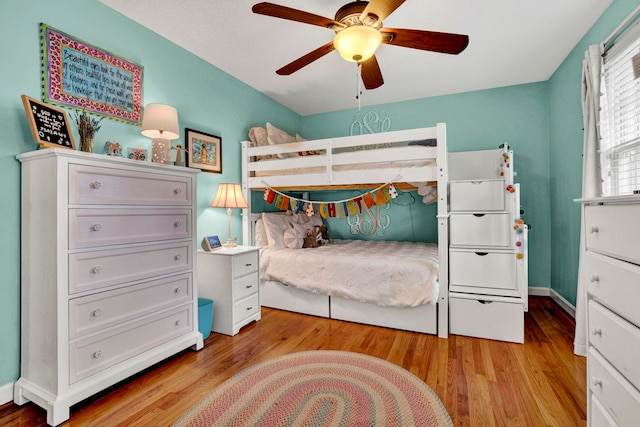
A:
198;298;214;339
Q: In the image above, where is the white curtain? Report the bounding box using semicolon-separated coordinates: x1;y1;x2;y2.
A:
575;45;603;356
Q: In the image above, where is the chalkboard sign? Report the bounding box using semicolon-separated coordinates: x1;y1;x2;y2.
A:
21;95;75;150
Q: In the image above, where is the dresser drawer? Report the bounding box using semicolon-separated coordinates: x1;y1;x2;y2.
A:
590;395;617;427
584;250;640;328
234;273;259;301
69;241;192;294
69;273;193;339
69;164;192;206
69;208;191;249
232;250;258;278
589;347;640;427
588;300;640;390
450;213;512;247
450;180;505;212
233;294;260;325
450;250;516;291
450;293;524;343
585;204;640;264
69;304;192;383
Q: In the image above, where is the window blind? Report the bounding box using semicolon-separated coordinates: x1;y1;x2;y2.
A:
600;20;640;196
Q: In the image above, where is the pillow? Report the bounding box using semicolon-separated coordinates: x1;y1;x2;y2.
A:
283;226;304;249
248;127;272;161
254;219;269;247
261;212;295;249
307;210;324;227
266;122;296;159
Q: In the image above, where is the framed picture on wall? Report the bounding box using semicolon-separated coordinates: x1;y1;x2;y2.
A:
186;128;222;173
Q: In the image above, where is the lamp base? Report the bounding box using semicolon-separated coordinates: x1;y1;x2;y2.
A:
222;241;237;248
152;138;171;164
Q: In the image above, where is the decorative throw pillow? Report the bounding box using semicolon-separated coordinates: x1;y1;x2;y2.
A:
266;122;295;159
255;219;269;247
283;227;304;249
248;127;271;160
261;212;295;249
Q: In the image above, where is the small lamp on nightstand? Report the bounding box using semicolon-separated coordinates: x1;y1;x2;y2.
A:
141;103;179;164
211;183;248;247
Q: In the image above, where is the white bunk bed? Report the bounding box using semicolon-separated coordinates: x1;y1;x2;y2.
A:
240;123;450;337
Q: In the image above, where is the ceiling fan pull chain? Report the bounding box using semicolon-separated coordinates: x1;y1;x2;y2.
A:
356;63;362;110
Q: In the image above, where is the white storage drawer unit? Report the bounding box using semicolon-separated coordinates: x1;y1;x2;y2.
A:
198;247;261;336
450;293;524;343
582;198;640;426
14;149;202;426
449;213;512;247
449;180;505;211
449;250;516;294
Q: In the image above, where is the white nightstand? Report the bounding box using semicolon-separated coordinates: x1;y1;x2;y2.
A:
197;246;260;336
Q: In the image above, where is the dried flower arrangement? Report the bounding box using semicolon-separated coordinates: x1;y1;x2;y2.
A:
73;110;103;152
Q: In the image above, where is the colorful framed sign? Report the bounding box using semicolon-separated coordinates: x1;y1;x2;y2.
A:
41;24;143;124
186;128;222;173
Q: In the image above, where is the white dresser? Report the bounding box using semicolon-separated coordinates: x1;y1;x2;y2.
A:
197;247;260;336
448;147;528;343
14;149;203;426
582;198;640;426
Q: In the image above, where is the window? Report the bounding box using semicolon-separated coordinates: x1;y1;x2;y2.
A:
600;21;640;196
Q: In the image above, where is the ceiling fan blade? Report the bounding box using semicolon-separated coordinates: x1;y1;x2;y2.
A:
360;55;384;90
359;0;406;23
381;28;469;54
276;42;336;75
252;2;344;29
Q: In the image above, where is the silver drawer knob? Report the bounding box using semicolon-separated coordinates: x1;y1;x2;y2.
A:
174;254;182;261
91;223;102;232
590;275;599;283
93;350;102;359
92;309;103;317
590;226;599;234
592;328;602;336
174;221;182;227
174;287;182;294
91;266;102;275
174;188;182;194
175;320;183;326
90;181;102;190
592;377;602;387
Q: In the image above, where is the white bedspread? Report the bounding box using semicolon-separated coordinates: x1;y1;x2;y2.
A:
261;240;439;308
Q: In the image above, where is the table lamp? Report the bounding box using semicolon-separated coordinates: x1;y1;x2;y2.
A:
141;103;179;164
211;183;248;247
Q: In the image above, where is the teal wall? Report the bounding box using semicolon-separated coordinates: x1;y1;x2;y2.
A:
548;0;639;305
0;0;299;388
301;83;551;289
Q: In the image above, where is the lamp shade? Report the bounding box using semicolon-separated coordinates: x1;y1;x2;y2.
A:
211;183;248;209
141;103;180;140
333;25;382;62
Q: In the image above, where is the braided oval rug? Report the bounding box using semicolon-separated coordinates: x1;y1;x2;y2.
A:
173;350;452;426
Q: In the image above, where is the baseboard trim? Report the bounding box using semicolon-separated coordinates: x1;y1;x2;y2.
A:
528;287;550;297
0;381;14;406
549;289;576;318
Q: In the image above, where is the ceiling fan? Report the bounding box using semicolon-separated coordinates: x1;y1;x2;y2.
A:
252;0;469;90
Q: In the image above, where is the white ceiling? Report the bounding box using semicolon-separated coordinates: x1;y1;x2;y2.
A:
100;0;612;116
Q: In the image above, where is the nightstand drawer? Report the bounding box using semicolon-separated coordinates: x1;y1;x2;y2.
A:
69;304;192;383
69;208;191;249
584;250;640;328
450;250;516;291
69;241;192;294
589;347;640;427
69;273;192;339
450;213;512;247
234;273;259;301
232;251;258;277
588;300;640;390
69;164;192;206
585;204;640;264
233;294;259;324
450;180;505;212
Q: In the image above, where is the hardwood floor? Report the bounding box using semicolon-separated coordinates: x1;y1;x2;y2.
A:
0;297;586;426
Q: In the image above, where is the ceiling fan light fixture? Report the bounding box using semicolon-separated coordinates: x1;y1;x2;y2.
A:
333;25;382;62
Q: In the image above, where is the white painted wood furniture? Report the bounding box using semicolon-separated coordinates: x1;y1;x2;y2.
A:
14;149;203;426
582;197;640;426
448;147;528;343
197;246;260;336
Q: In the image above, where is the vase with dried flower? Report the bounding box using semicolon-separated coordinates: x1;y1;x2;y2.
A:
73;110;103;153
